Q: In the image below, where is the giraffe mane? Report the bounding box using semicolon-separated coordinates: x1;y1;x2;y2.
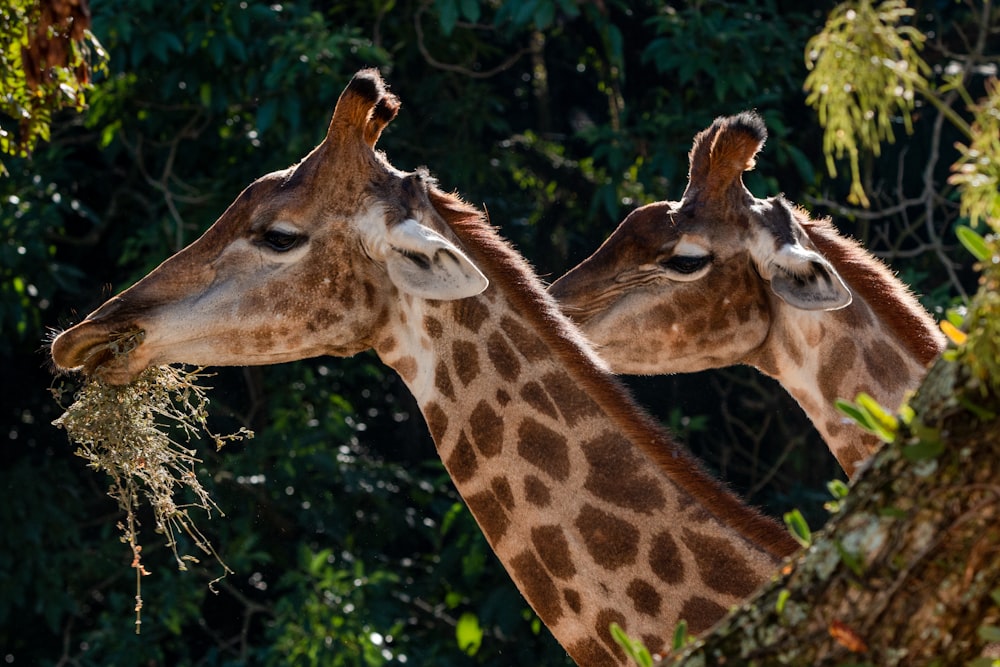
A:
797;209;945;366
428;187;799;559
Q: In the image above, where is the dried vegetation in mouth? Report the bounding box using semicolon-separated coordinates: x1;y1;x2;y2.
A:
51;362;253;632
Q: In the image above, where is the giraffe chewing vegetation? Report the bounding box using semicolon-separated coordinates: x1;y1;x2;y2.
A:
51;71;798;665
549;111;945;478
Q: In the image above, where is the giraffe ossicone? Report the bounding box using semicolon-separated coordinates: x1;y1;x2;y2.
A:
51;71;798;666
549;110;945;477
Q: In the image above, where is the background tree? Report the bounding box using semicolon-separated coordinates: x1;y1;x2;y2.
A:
0;1;991;665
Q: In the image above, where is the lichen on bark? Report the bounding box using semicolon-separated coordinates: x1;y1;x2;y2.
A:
659;329;1000;666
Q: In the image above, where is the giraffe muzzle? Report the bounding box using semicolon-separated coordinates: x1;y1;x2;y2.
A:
51;318;149;385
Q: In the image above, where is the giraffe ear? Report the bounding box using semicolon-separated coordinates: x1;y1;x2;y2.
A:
385;219;489;300
758;241;852;311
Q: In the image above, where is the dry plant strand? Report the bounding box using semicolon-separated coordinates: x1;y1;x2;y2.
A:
51;362;253;633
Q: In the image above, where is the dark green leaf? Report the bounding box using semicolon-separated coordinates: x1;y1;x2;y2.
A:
956;225;991;262
902;438;945;462
459;0;480;23
436;0;459;35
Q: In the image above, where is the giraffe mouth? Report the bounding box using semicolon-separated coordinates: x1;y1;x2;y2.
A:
51;320;149;385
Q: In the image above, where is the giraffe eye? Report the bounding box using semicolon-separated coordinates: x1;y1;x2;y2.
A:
661;254;712;275
260;229;305;253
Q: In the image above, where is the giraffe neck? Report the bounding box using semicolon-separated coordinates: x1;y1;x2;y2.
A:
749;297;927;476
748;220;944;477
373;210;797;665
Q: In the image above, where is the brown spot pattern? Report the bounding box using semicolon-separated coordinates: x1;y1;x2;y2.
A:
524;475;551;507
563;588;581;614
649;530;685;584
423;401;449;441
434;360;455;401
820;338;858;405
785;333;804;367
626;579;662;617
641;635;665;656
518;381;559;421
517;417;570;481
531;525;576;579
394;355;418;384
833;299;874;329
454;298;490;333
339;285;355;309
595;609;627;662
446;432;478;484
495;388;511;406
581;431;667;513
452;340;481;385
310;307;339;330
490;476;515;510
567;638;616;667
465;490;509;546
542;371;600;427
752;346;779;375
362;280;377;308
424;315;443;339
862;339;906;391
680;596;727;635
375;334;396;352
486;331;521;382
682;527;760;598
575;504;640;570
510;550;563;625
500;315;548;361
470;400;503;457
675;490;698;511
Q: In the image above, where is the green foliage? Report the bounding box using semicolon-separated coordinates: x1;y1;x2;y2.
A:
804;0;928;206
267;546;404;666
956;225;991;263
671;618;693;653
609;622;653;667
0;0;107;170
949;79;1000;232
947;81;1000;396
775;588;791;616
824;478;851;513
783;508;813;548
455;612;484;656
836;392;899;443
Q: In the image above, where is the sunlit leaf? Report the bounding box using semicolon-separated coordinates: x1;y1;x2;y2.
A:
956;225;991;262
456;612;483;656
940;319;967;346
610;622;654;667
784;509;812;548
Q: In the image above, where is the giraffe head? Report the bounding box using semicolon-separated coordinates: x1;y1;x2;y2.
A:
549;111;851;374
51;69;488;382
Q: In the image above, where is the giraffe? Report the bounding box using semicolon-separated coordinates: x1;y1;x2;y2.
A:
549;111;945;478
50;71;799;665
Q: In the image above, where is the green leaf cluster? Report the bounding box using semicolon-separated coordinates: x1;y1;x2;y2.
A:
836;392;900;444
0;0;107;170
804;0;928;206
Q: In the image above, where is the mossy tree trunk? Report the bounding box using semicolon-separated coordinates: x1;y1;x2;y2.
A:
662;354;1000;666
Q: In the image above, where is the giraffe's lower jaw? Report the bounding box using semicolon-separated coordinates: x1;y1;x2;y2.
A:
51;321;150;385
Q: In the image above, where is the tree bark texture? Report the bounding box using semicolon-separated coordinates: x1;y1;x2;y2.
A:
664;356;1000;666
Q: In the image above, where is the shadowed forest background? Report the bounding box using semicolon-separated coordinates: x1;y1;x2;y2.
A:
0;1;993;665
